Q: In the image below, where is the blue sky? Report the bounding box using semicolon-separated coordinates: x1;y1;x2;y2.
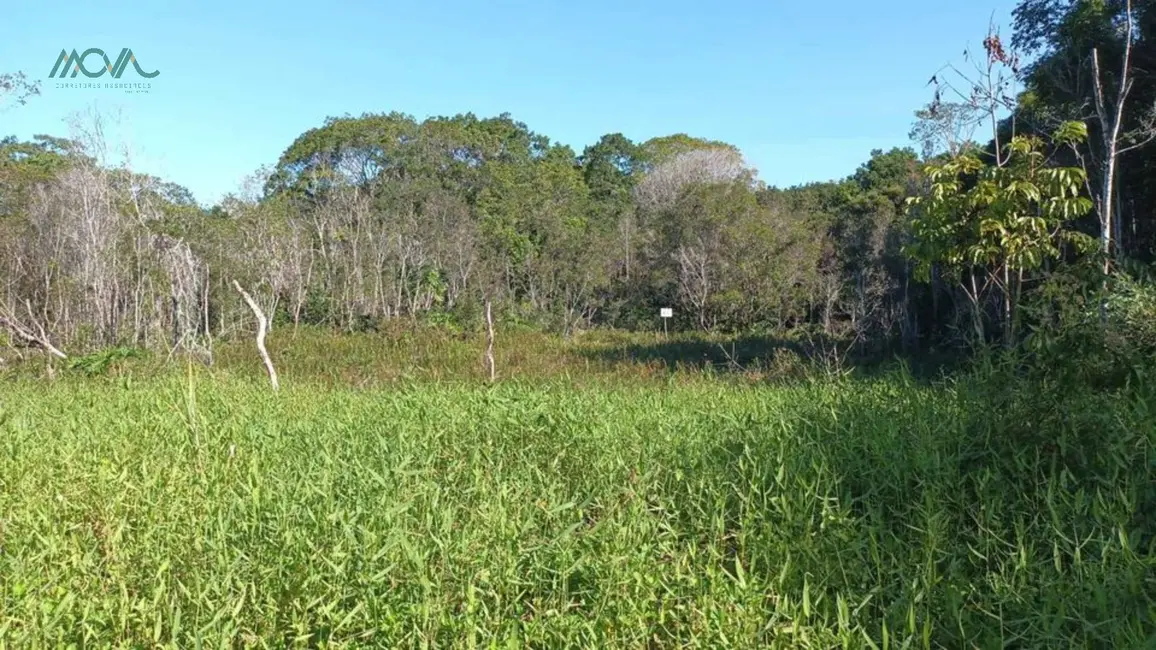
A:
2;0;1019;206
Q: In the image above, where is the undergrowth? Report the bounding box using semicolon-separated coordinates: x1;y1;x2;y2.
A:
0;351;1152;647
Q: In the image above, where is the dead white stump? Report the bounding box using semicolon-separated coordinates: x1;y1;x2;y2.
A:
484;298;495;382
232;280;279;391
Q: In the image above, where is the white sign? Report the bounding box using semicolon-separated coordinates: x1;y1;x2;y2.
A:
660;308;673;318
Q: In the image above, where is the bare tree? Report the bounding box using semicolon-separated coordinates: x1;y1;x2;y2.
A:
0;71;40;110
1088;0;1156;270
926;26;1022;168
154;234;210;361
909;101;984;159
6;110;135;349
676;243;714;330
634;148;753;211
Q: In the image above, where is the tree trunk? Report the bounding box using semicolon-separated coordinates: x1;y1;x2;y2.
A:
1002;265;1013;348
484;298;495;382
233;280;279;391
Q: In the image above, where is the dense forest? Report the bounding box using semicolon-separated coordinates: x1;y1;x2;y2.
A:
2;0;1155;370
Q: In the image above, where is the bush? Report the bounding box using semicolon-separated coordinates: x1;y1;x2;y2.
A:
65;346;145;377
1103;272;1156;352
1022;263;1156;388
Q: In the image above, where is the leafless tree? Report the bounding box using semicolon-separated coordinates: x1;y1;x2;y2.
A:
0;71;40;110
634;148;753;211
909;101;983;159
0;107;226;356
676;243;714;330
1087;0;1156;270
154;234;210;360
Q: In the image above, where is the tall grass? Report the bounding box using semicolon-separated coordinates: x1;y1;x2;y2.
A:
2;325;842;387
1;348;1153;646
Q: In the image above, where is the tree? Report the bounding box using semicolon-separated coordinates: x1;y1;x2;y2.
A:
579;133;644;204
1082;0;1156;269
478;142;600;332
1013;0;1156;268
264;112;421;198
0;71;39;109
634;145;754;211
910;101;984;160
580;134;645;283
905;125;1096;345
638;134;740;166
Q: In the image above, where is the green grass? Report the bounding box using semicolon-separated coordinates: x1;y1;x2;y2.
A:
0;331;1153;647
1;325;839;387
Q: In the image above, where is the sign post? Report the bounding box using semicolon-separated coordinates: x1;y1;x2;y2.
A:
659;307;672;338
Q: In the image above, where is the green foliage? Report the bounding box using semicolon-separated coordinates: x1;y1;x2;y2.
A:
638;133;738;168
1012;0;1156;261
903;125;1097;343
0;354;1152;647
579;133;643;206
422;307;465;335
1023;261;1156;386
1104;271;1156;350
905;128;1094;283
1052;119;1088;147
66;346;145;377
0;137;74;218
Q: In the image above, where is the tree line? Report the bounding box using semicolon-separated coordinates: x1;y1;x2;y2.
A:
2;1;1155;365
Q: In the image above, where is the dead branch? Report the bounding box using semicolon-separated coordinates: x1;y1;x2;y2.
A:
484;298;496;382
0;308;67;359
717;342;745;372
232;280;279;391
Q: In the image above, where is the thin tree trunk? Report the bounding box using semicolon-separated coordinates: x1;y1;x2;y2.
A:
1003;265;1013;348
1091;3;1134;273
484;298;495;382
968;271;984;344
233;280;279;391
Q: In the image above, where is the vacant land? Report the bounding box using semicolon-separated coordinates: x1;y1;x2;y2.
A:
1;336;1152;648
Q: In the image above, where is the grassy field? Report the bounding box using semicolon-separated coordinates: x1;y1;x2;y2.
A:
0;329;1153;647
2;325;872;386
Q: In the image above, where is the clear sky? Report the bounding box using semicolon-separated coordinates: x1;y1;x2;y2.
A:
1;0;1019;207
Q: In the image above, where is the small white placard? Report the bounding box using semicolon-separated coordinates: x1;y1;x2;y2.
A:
660;308;673;318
